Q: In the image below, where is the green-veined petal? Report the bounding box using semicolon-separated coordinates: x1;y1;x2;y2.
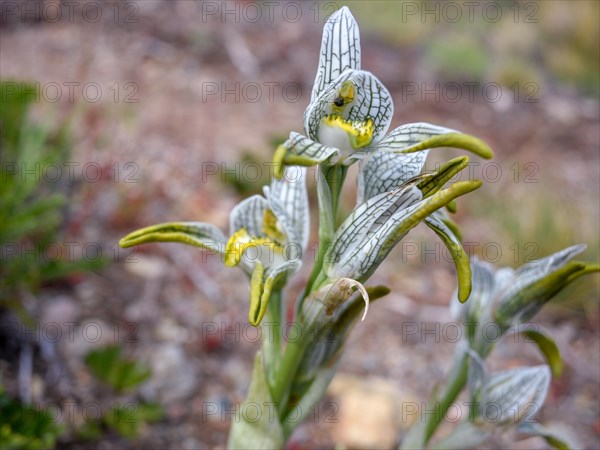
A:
311;6;361;102
229;194;269;237
273;133;340;178
264;166;309;250
417;156;470;198
357;151;429;204
480;365;550;426
324;183;423;278
378;122;493;160
494;245;599;327
326;180;482;281
305;69;393;144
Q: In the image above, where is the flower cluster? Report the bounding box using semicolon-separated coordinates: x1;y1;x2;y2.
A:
118;7;599;449
120;7;494;328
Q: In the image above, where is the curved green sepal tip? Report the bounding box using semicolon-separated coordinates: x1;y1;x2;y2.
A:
446;200;457;214
402;133;494;160
442;216;463;242
426;217;471;302
119;222;224;251
365;285;391;301
248;262;266;326
418;156;470;198
273;144;287;179
521;329;563;377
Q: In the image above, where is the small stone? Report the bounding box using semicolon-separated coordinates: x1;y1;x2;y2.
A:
125;254;167;279
328;373;417;449
60;319;116;360
140;343;196;403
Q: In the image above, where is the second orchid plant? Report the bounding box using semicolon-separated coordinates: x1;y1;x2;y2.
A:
119;7;598;449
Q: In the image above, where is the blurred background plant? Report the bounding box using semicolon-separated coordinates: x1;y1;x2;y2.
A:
0;81;105;320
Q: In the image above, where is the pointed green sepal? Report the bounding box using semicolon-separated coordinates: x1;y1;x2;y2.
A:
249;261;267;326
446;199;457;214
520;329;563;377
272;144;287;179
418;156;470;198
495;260;599;327
400;133;493;160
426;214;472;302
248;261;300;327
118;222;226;252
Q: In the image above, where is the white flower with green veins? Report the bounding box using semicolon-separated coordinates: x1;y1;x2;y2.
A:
119;166;309;326
303;151;478;304
273;6;493;178
321;155;481;302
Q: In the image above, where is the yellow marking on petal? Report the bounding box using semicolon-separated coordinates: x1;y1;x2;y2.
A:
322;114;374;149
225;228;251;267
225;227;285;268
248;261;265;326
263;209;286;244
332;80;356;113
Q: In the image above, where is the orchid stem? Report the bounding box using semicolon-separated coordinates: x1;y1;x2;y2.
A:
423;351;469;444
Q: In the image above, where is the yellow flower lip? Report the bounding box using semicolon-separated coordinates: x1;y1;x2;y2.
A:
321;114;374;149
225;210;286;268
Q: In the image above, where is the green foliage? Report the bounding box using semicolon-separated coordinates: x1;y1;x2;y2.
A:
81;345;162;440
0;389;63;450
220;135;287;197
78;402;163;440
84;345;151;393
0;81;105;317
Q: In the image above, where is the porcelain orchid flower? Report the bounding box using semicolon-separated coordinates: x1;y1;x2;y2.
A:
273;7;492;179
120;167;309;326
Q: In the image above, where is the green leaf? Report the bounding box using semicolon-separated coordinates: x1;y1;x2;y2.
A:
520;329;563;377
228;352;285;450
119;221;227;253
84;345;151;392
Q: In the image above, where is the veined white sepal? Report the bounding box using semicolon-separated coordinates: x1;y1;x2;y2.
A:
310;6;361;103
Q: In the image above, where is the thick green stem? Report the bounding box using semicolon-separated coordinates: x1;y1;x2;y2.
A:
271;165;348;421
269;326;314;417
423;351;469;444
301;165;348;303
